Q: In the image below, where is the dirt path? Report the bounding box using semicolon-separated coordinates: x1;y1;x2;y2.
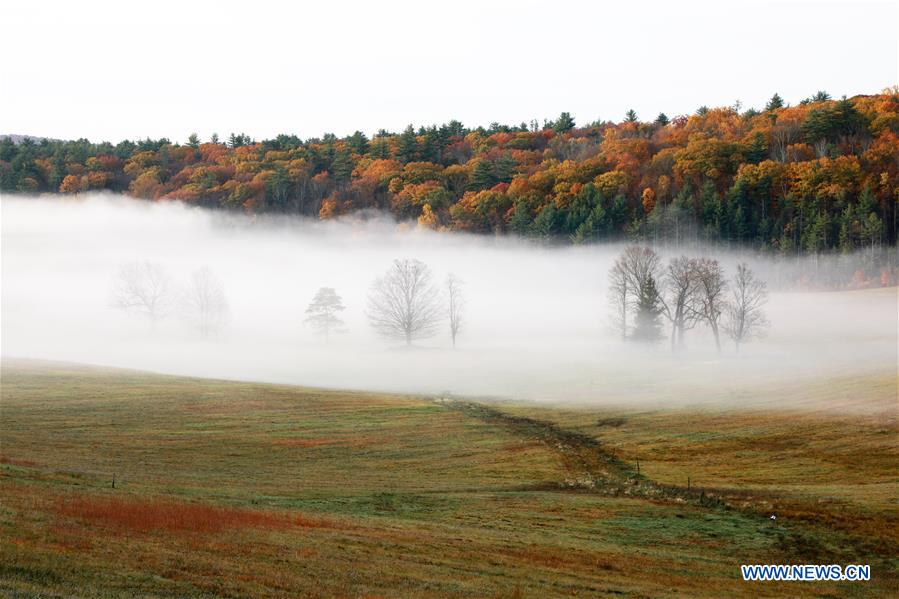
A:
440;398;899;568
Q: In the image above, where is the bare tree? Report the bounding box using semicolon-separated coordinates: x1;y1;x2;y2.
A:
111;261;173;327
662;256;702;351
608;259;630;340
445;274;465;348
608;246;662;341
181;266;228;338
304;287;346;343
692;258;728;352
723;263;770;351
367;258;442;346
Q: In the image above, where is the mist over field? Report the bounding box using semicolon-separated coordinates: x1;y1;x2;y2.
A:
2;194;895;408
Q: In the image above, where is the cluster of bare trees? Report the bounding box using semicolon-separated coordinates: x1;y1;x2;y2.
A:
111;262;228;337
112;258;466;348
302;259;465;347
609;246;769;351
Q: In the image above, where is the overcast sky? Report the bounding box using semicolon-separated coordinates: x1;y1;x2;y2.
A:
1;0;896;144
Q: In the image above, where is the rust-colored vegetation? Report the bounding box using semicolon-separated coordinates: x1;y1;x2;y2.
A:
55;495;335;534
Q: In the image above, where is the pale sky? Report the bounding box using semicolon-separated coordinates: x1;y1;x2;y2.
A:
1;0;896;144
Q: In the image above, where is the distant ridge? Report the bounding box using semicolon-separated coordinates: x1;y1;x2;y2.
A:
0;134;63;145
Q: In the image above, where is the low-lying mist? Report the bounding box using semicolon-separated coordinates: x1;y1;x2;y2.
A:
2;194;896;411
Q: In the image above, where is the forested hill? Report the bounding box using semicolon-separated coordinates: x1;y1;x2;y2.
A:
2;90;897;252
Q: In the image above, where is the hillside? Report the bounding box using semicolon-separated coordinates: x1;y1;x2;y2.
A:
1;359;895;597
2;90;897;252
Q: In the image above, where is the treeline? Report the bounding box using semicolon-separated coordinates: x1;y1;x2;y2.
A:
609;246;769;352
2;89;898;254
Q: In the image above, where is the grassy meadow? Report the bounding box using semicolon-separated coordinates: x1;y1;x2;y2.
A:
1;359;896;597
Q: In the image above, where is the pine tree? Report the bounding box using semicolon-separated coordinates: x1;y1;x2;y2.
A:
370;137;390;159
495;153;516;183
330;150;353;184
346;131;369;155
766;93;784;111
632;275;664;342
531;204;559;239
571;204;607;244
304;288;346;343
553;112;575;133
469;159;496;190
508;200;532;235
396;125;418;163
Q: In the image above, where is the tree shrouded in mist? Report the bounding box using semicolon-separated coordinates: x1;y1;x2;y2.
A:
662;256;702;351
632;274;664;342
111;261;173;326
367;258;442;346
446;274;465;348
608;245;661;341
724;263;770;350
304;287;346;342
694;257;728;352
181;266;228;338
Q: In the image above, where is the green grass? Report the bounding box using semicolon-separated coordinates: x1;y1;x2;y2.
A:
1;359;896;597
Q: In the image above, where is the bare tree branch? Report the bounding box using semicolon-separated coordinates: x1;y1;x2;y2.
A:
181;266;228;338
446;273;465;349
723;263;770;351
367;258;443;346
111;261;173;326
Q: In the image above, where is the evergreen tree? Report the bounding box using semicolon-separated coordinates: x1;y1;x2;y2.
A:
370;137;390;159
495;153;516;183
571;203;607;244
346;131;369;155
265;166;292;209
330;150;353;184
632;275;664;342
625;109;638;123
304;287;346;343
838;203;856;253
766;93;784;111
654;113;669;126
746;132;767;163
508;200;532;235
531;204;559;239
396;125;418;163
552;112;575;133
469;159;496;190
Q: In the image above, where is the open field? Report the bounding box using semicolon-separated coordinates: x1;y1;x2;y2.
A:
1;359;897;597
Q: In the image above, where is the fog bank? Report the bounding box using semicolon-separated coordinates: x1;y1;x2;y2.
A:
2;194;896;410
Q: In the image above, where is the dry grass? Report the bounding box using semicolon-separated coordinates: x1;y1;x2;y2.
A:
1;359;896;597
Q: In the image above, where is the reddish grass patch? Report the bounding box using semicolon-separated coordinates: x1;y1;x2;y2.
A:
0;455;39;467
501;441;541;453
274;435;380;449
55;495;337;534
274;438;335;448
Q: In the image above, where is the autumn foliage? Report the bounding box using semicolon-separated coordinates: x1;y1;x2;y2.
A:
3;89;897;252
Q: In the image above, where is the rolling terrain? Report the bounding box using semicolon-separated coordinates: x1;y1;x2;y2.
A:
1;359;896;597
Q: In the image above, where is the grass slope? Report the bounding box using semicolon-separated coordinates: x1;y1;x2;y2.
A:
1;359;896;597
